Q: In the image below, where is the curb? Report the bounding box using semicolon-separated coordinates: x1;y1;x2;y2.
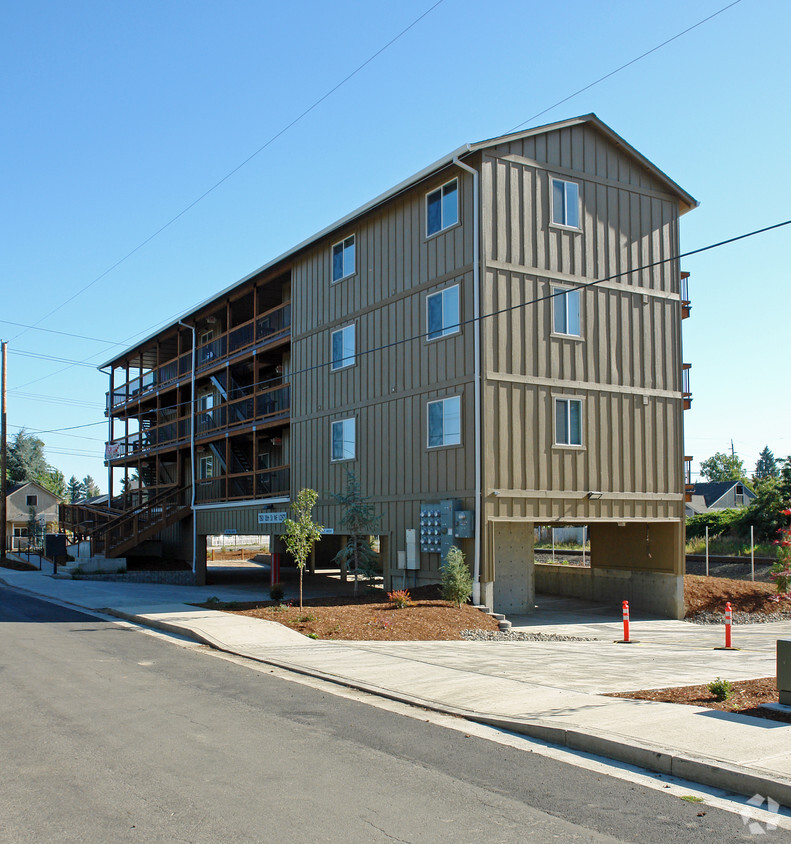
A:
103;606;791;809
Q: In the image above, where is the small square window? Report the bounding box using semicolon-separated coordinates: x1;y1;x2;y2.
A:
198;456;214;479
427;396;461;448
555;398;582;446
426;285;460;340
426;179;459;237
26;495;38;507
332;235;356;282
553;287;581;336
331;418;356;461
551;178;580;228
331;324;356;370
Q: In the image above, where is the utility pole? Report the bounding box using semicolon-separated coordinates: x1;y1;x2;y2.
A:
1;341;7;562
731;439;735;457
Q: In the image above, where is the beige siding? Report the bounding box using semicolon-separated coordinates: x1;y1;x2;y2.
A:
480;125;685;546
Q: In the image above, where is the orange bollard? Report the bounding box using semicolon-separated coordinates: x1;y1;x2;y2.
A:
622;600;630;642
725;601;732;648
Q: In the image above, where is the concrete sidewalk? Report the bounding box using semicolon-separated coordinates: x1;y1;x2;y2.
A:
3;561;791;807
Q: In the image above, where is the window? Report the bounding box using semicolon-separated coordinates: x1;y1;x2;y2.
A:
331;324;355;370
332;235;355;282
551;178;580;228
199;392;215;411
198;455;214;479
553;287;581;336
426;285;460;340
331;418;356;461
427;396;461;448
555;398;582;446
26;495;37;507
426;179;458;236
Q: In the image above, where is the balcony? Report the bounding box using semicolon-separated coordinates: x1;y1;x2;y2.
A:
195;465;290;504
684;455;694;500
108;300;291;411
682;363;692;410
681;271;691;319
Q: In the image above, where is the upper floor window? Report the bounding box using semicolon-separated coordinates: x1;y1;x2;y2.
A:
331;324;356;371
427;396;461;448
551;178;580;229
553;287;581;336
427;285;460;340
555;398;582;446
198;455;214;479
331;417;356;462
426;179;458;237
26;495;37;507
332;235;355;282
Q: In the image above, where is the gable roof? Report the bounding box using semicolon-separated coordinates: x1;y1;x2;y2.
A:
5;479;58;500
691;481;754;508
101;113;696;369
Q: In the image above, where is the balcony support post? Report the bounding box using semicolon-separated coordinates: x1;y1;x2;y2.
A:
179;321;197;575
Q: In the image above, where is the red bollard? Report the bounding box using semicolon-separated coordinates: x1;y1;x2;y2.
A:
615;600;638;643
270;552;281;586
715;600;739;650
622;600;630;643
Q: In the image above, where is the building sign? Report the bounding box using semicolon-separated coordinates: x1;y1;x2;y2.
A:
321;528;335;535
223;529;238;536
105;443;122;460
258;511;287;525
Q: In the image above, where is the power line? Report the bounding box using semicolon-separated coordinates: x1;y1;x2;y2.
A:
8;391;104;410
0;319;122;346
8;349;103;369
508;0;744;132
9;0;447;345
8;423;105;442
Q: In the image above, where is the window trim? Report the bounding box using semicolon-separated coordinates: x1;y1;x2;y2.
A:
425;178;460;238
198;455;214;479
553;396;584;448
330;416;356;463
550;177;581;231
426;395;462;449
551;285;582;338
26;494;38;507
331;234;356;283
330;323;356;371
426;284;461;342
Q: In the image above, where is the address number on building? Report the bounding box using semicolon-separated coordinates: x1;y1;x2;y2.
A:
258;512;287;524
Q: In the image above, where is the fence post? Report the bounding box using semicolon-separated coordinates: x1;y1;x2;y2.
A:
705;525;709;577
751;525;755;582
551;527;555;565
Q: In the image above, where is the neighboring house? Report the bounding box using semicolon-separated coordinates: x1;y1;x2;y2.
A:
6;481;60;550
685;481;756;516
65;114;697;617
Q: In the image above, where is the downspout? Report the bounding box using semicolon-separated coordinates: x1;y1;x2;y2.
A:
453;153;482;605
178;321;197;575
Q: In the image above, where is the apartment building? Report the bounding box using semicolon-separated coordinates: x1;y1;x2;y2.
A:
71;114;696;617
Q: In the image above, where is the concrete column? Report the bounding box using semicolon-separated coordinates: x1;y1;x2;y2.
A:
492;521;535;614
194;534;207;586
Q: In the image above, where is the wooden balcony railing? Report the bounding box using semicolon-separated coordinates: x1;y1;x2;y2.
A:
681;272;691;319
682;363;692;410
195;465;290;504
108;301;290;409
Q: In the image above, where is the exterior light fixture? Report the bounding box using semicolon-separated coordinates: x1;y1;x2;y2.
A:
586;491;603;500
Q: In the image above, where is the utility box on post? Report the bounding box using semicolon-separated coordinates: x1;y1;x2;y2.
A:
778;640;791;705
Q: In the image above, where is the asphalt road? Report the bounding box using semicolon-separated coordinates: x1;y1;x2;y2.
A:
0;585;771;843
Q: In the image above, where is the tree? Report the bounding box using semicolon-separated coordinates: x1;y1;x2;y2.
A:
699;451;745;483
82;475;101;498
738;457;791;542
331;471;382;596
7;429;47;484
441;545;474;607
283;488;324;610
39;467;66;499
67;476;85;503
755;446;779;481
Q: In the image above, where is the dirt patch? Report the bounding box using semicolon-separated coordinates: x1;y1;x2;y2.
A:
684;575;788;616
608;677;790;723
0;558;38;571
200;585;500;641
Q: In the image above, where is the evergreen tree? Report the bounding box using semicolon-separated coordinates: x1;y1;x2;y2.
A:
331;471;382;596
7;429;47;484
441;546;474;607
82;475;101;497
67;475;85;503
755;446;779;480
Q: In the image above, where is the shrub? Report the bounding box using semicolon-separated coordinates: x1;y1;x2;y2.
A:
441;546;473;607
270;583;285;601
707;677;733;702
685;509;743;541
387;589;412;609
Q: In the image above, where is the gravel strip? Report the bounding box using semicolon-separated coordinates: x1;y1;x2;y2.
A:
686;611;791;625
460;629;598;642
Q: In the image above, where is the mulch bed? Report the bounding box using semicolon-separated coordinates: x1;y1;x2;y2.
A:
199;585;501;641
684;575;786;617
0;558;38;571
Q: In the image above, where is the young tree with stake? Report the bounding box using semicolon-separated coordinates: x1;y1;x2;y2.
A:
283;488;324;610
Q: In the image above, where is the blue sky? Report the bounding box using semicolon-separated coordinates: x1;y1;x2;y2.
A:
2;0;789;492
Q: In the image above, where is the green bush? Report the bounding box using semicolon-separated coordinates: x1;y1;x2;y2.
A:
707;677;733;702
441;546;473;607
685;510;743;540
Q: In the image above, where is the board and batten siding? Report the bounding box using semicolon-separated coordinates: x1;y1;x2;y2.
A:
289;167;478;580
479;125;686;540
